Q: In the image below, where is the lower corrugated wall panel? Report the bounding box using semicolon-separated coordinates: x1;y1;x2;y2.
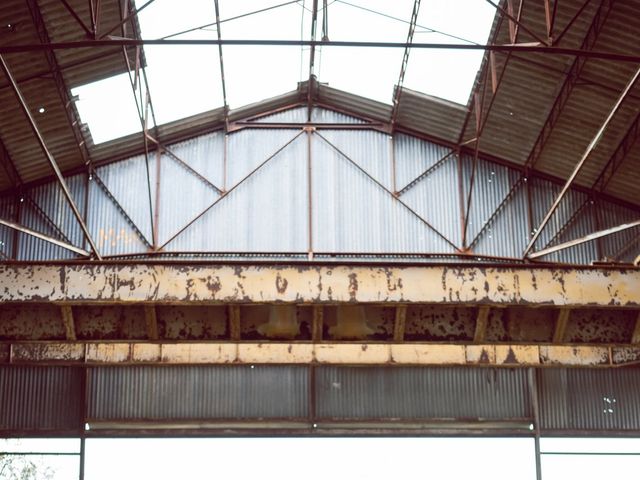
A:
315;367;531;420
538;368;640;432
0;366;83;432
2;366;640;434
87;365;309;420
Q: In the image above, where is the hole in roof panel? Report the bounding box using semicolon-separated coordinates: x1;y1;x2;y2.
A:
403;0;494;105
315;1;414;104
72;72;143;144
219;1;309;108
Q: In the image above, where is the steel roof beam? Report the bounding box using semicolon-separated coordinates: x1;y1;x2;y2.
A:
99;0;158;39
0;55;101;259
522;0;613;171
485;0;550;45
1;39;639;63
524;64;640;258
528;219;640;259
59;0;93;37
592;108;640;194
213;0;229;130
307;0;319;122
0;217;90;257
26;0;92;171
390;0;421;129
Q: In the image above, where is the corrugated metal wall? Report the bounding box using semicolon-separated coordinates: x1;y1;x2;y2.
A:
315;366;530;420
2;366;640;435
0;107;638;262
87;365;309;420
0;366;83;433
537;368;640;432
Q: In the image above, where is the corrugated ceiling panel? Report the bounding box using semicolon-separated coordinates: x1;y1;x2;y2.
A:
88;365;309;420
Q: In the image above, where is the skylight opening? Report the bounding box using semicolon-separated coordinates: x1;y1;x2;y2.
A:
72;0;496;144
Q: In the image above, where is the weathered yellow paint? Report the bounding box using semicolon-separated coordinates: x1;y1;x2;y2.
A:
495;345;540;365
391;344;466;364
539;345;610;366
160;344;236;363
5;342;637;367
1;264;639;306
86;343;130;363
315;344;390;364
237;343;313;363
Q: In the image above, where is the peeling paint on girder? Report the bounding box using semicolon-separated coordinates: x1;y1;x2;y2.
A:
0;264;638;306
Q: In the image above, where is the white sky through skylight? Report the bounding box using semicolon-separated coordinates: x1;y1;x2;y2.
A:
72;0;494;144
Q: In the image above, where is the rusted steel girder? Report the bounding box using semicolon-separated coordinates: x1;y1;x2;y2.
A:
0;263;638;306
3;341;640;368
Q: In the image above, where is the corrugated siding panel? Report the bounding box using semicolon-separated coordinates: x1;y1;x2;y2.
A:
312;134;456;253
0;194;16;258
254;107;306;123
88;366;309;420
0;366;82;432
394;133;453;191
316;367;531;420
17;174;86;261
400;153;462;247
538;368;640;431
546;201;598;264
87;175;150;256
154;153;220;246
165;132;225;189
311;108;367;124
598;202;639;261
95;154;153;242
529;178;594;263
319;130;393;190
464;156;522;243
473;181;530;258
226;129;301;186
166;133;307;252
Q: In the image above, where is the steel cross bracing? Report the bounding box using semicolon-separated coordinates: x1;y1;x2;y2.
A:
0;103;638;263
